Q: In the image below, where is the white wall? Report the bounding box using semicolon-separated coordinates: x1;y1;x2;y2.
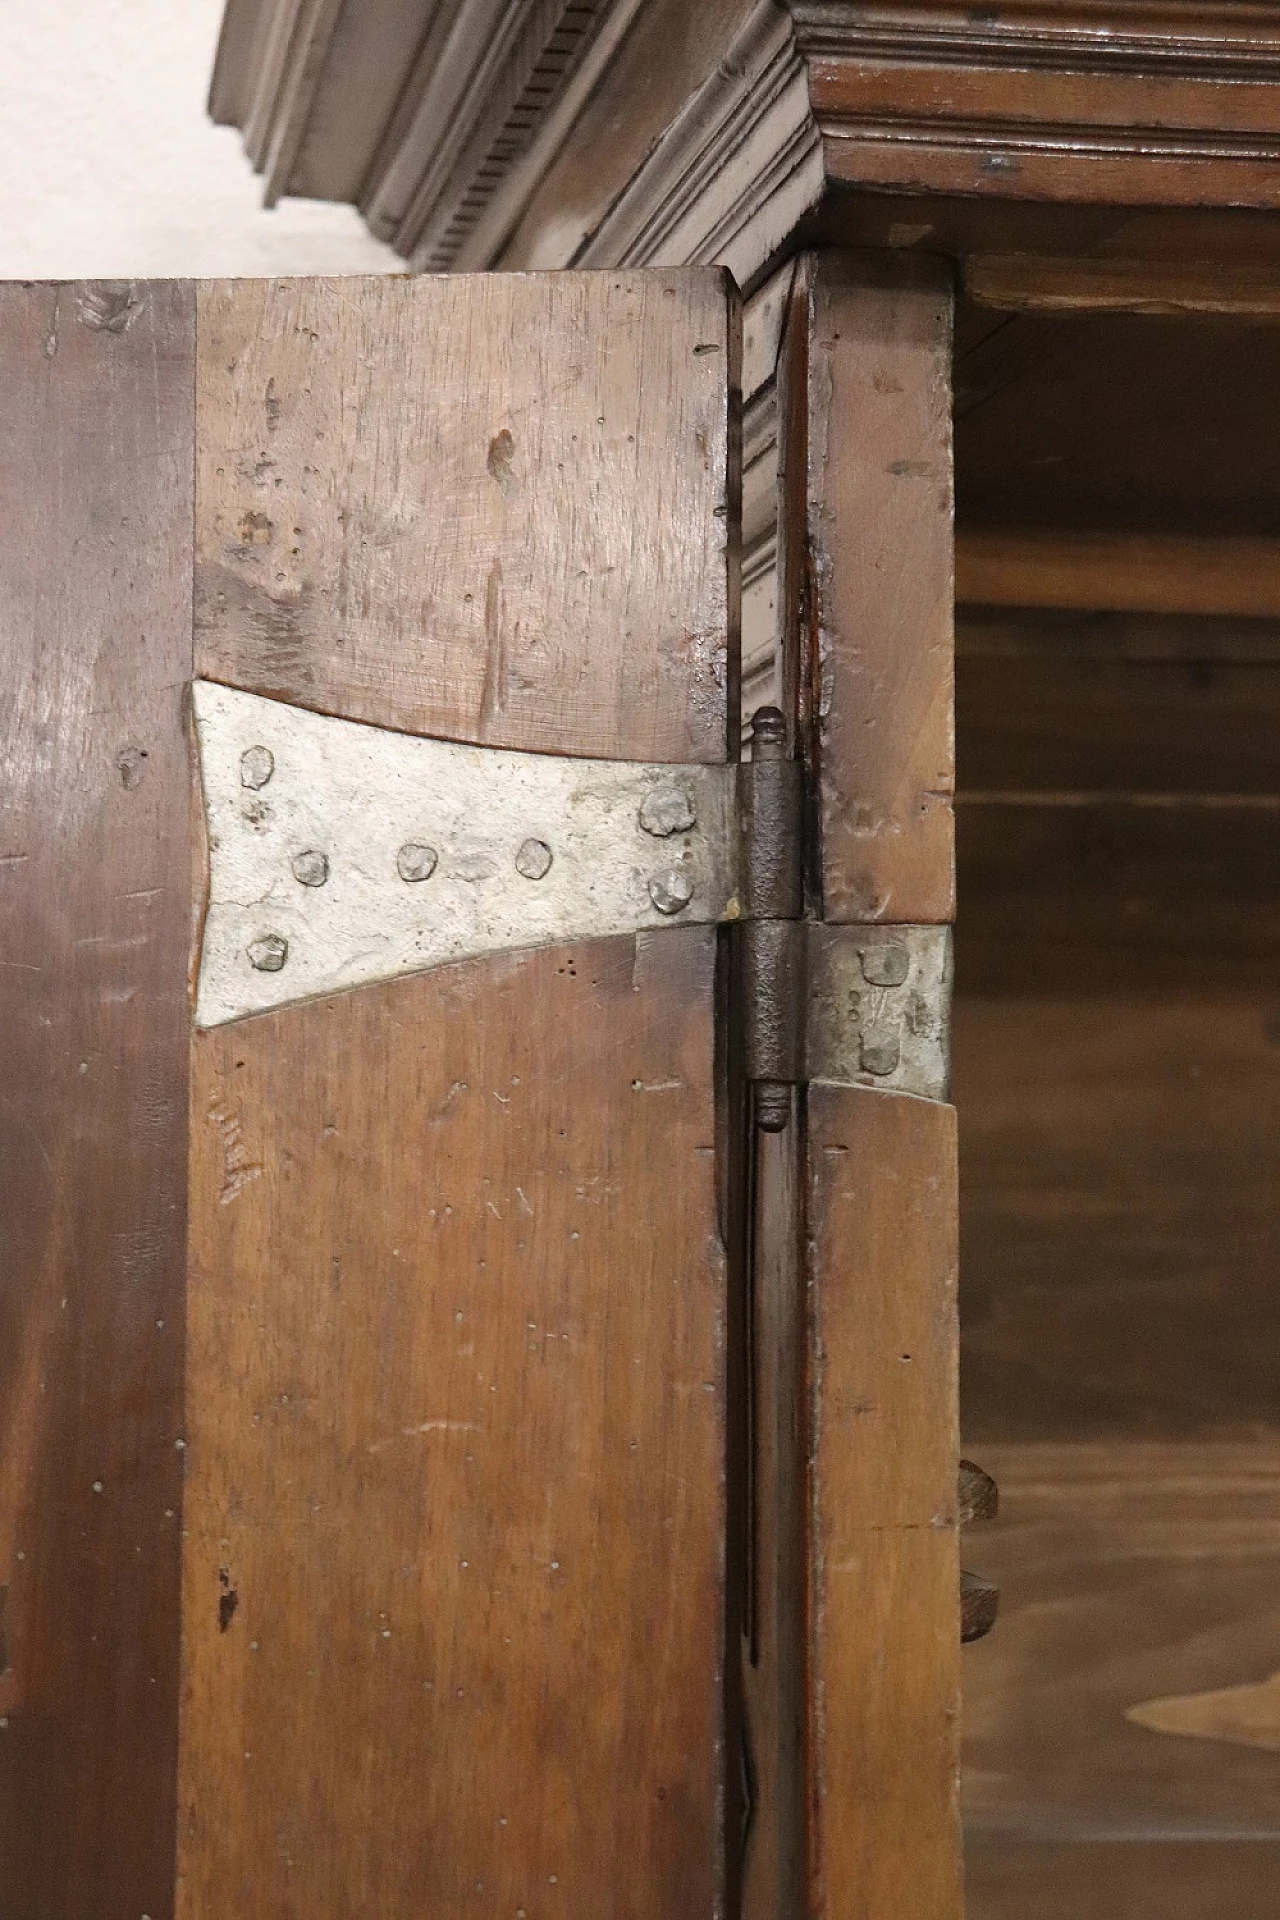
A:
1;0;398;277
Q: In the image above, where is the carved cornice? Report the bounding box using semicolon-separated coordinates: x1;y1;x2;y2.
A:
791;3;1280;79
212;0;1280;271
792;2;1280;207
575;3;824;286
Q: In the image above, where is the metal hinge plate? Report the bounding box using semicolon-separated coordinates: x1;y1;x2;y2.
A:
192;681;741;1027
192;684;952;1100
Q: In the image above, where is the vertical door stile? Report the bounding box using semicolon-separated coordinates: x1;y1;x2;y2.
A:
780;253;961;1920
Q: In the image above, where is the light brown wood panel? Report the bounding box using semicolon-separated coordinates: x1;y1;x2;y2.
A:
789;254;955;924
962;1444;1280;1846
0;281;194;1915
180;933;725;1916
807;1086;961;1920
194;271;735;760
967;252;1280;319
967;1837;1280;1920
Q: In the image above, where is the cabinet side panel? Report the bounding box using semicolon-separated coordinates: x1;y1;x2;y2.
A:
804;256;954;923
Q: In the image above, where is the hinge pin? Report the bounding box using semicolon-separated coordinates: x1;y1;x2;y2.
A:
742;707;804;1131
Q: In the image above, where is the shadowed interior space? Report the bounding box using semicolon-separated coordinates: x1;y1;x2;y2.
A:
953;305;1280;1919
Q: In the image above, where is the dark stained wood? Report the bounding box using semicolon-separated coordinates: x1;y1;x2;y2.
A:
741;1121;806;1920
808;1087;962;1920
957;653;1280;795
957;607;1280;665
0;282;194;1916
812;41;1280;210
180;936;726;1916
955;593;1280;1915
956;992;1280;1445
955;310;1280;545
792;253;955;925
956;800;1280;994
194;271;735;760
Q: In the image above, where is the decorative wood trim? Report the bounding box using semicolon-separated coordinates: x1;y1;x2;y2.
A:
212;0;1280;273
793;2;1280;210
574;1;824;289
366;0;620;269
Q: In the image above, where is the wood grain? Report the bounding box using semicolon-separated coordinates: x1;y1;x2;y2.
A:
809;23;1280;211
967;252;1280;319
954;308;1280;548
194;271;735;761
967;1836;1280;1920
957;652;1280;795
957;531;1280;617
795;254;955;924
179;934;725;1916
741;1121;806;1920
956;799;1280;994
962;1443;1280;1840
807;1086;961;1920
0;281;194;1916
956;991;1280;1446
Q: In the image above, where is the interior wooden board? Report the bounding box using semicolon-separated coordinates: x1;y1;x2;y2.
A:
0;281;194;1914
807;1085;961;1920
179;933;725;1916
955;993;1280;1446
194;272;735;761
967;1837;1280;1920
955;801;1280;993
957;654;1280;795
962;1443;1280;1848
954;309;1280;540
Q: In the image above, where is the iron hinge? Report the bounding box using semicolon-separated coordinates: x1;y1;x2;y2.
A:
738;707;951;1126
191;682;949;1091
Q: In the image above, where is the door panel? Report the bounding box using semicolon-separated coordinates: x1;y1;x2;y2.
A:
181;936;724;1915
807;1088;960;1919
2;268;737;1918
0;281;194;1919
194;274;736;761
